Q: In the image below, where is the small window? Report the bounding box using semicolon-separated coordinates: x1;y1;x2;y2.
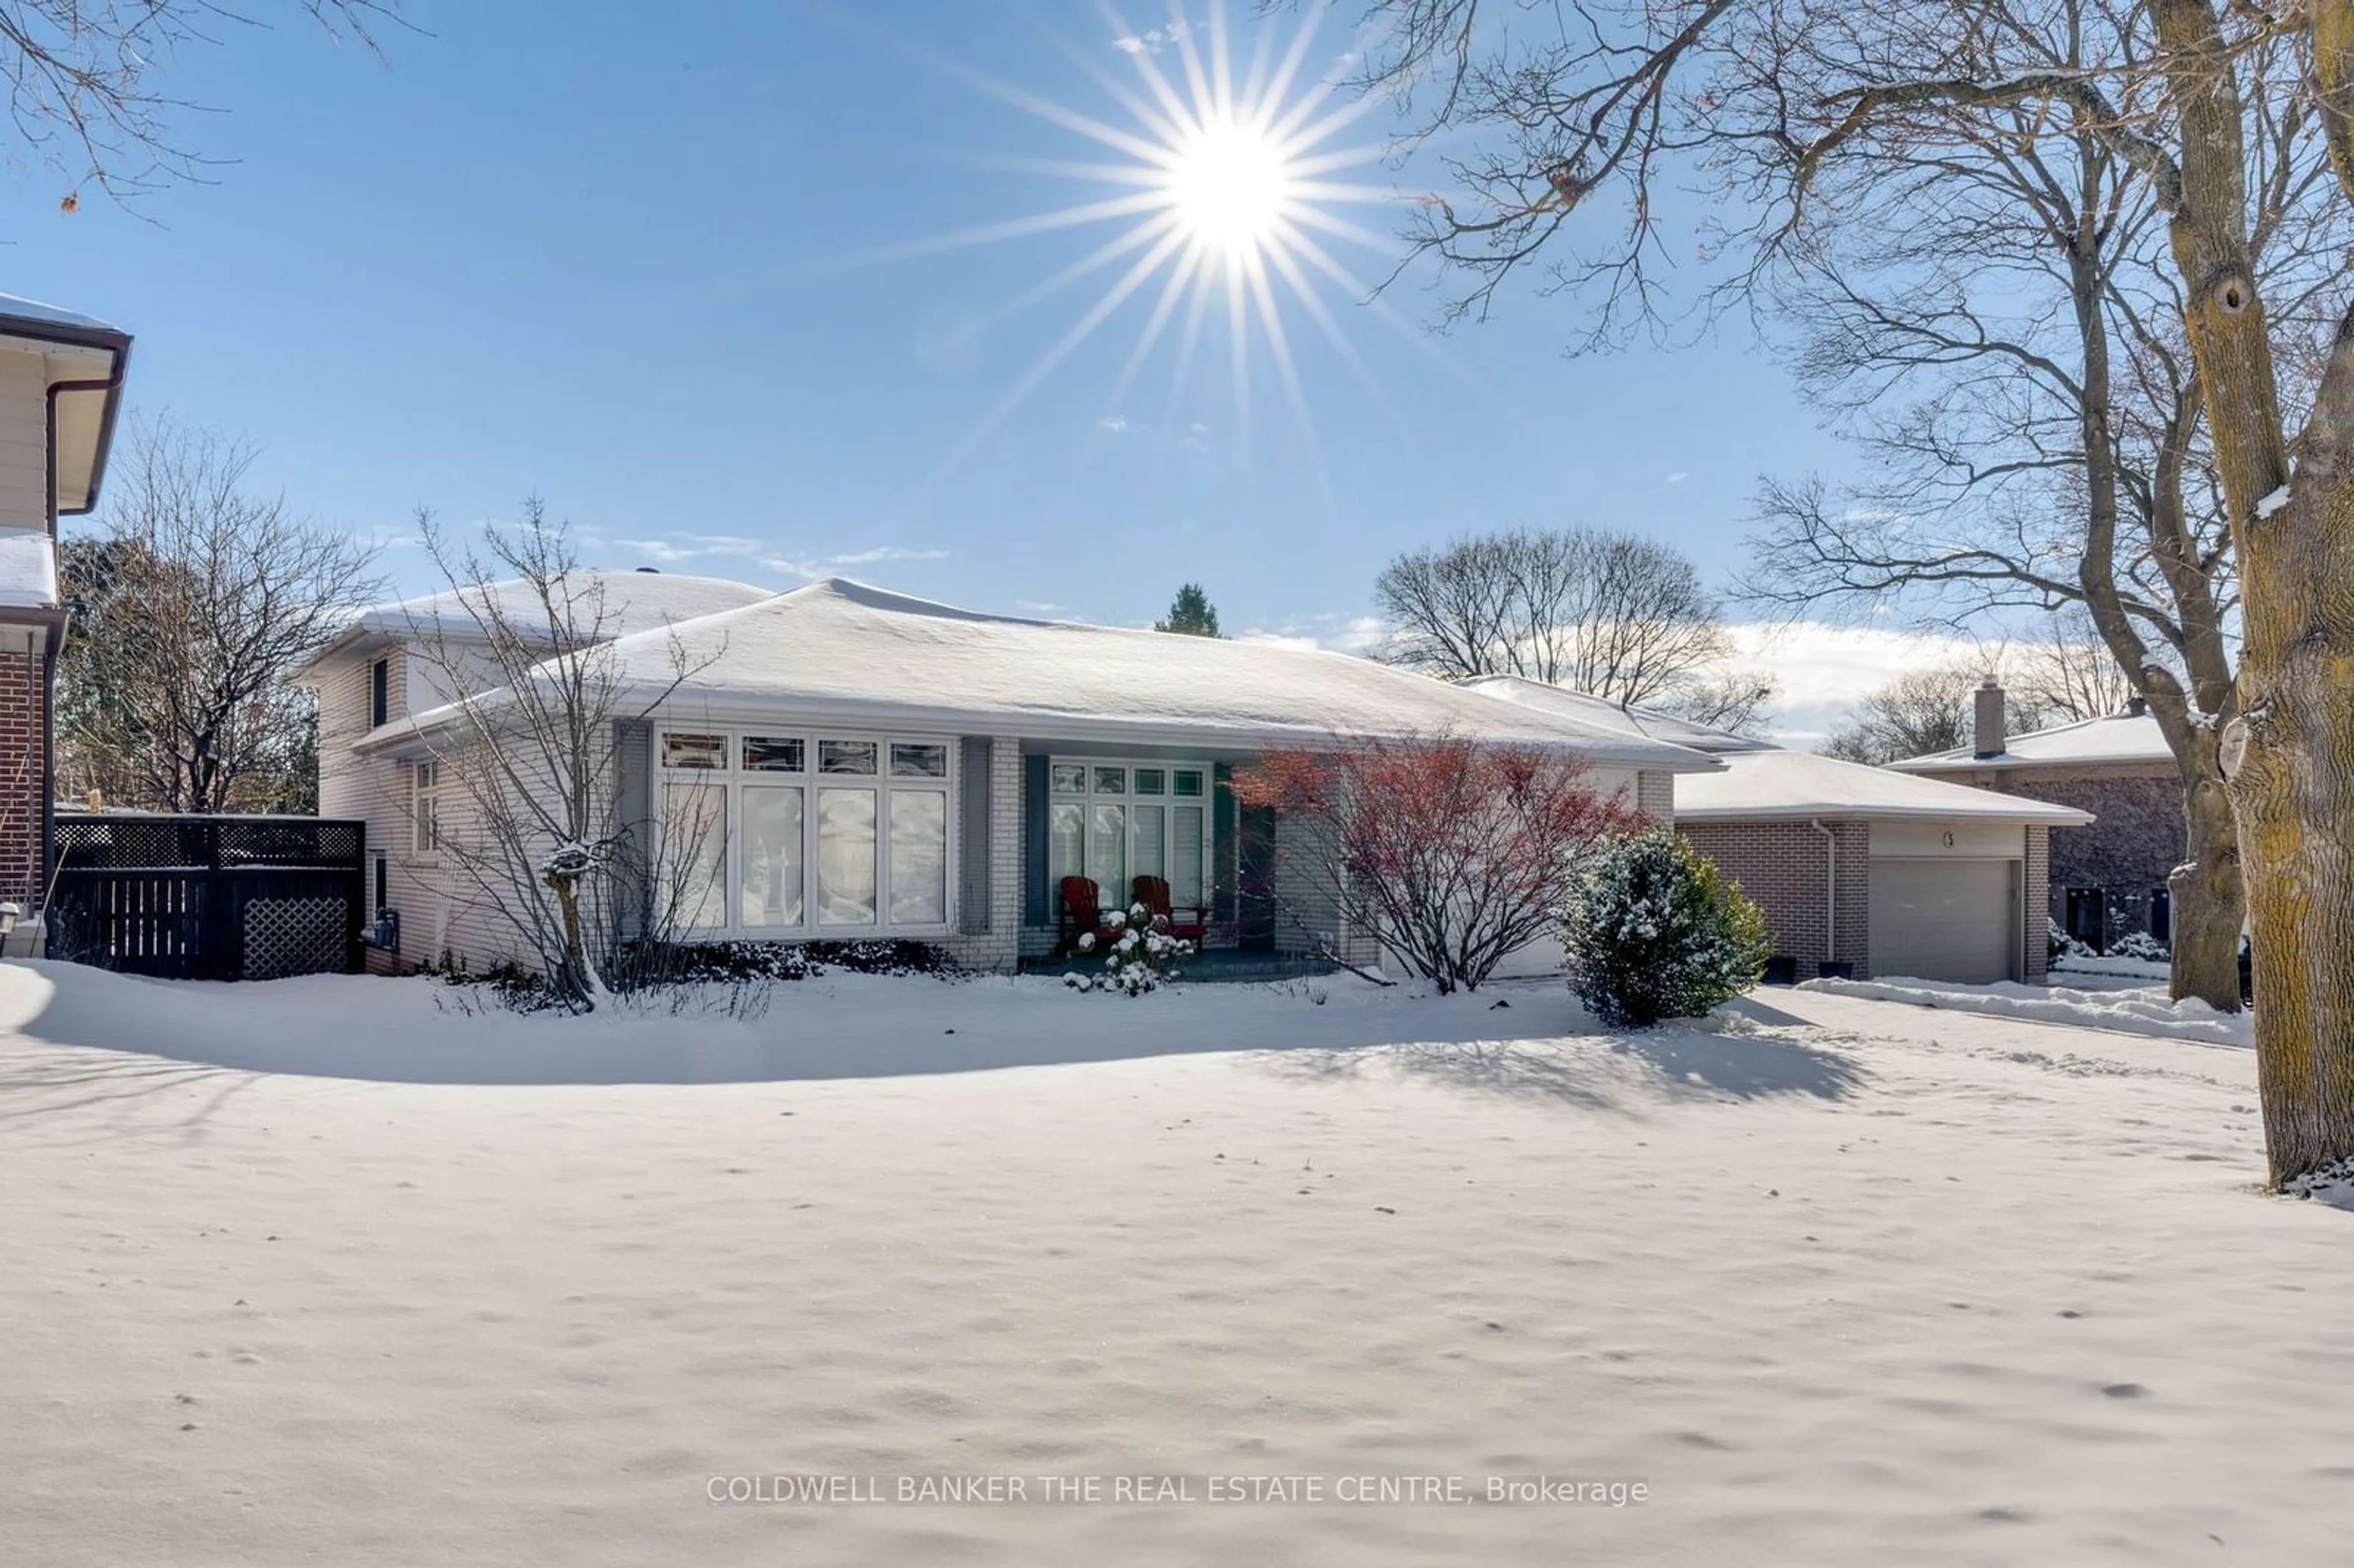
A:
373;851;389;913
1172;769;1205;797
1094;766;1126;794
661;732;726;769
1133;767;1167;796
741;736;804;772
413;759;443;853
1051;763;1087;794
369;657;389;728
891;742;948;778
819;739;878;775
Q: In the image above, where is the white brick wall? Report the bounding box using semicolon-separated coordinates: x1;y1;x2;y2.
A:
940;735;1024;973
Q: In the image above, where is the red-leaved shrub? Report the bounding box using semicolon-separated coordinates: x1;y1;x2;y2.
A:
1230;733;1647;993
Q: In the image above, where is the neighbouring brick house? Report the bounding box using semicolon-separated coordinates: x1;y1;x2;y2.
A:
1465;677;2090;986
0;295;132;953
1888;684;2179;953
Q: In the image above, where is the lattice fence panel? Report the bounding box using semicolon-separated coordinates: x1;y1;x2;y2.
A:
240;896;351;981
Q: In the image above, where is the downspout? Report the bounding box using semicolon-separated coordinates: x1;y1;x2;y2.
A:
46;360;126;536
1810;819;1837;966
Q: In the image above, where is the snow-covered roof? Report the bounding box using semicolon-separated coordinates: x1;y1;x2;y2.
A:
384;579;1729;767
305;569;775;674
1676;749;2093;824
1460;674;1778;754
0;530;58;609
1888;711;2173;774
0;292;121;338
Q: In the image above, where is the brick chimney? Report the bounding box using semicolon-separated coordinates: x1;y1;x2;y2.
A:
1973;676;2006;758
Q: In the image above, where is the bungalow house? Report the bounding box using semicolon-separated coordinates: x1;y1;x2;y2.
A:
1887;683;2179;952
1464;676;2092;984
0;294;133;952
304;576;1724;976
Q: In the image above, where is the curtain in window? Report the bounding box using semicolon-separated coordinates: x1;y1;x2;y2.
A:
1171;804;1205;907
661;780;728;929
817;788;878;925
889;791;948;924
739;785;804;928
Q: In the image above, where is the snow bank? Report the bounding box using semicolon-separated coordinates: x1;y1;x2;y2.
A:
1802;973;2251;1045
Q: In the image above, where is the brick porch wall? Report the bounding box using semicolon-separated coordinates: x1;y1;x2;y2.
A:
0;647;44;915
2024;824;2051;983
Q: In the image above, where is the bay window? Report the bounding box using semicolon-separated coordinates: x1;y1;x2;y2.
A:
656;727;953;935
1048;757;1212;911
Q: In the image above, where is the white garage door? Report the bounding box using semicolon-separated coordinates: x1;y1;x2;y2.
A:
1867;858;2019;984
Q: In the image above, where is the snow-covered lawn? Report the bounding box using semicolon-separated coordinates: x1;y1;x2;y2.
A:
1804;973;2254;1046
4;959;2350;1566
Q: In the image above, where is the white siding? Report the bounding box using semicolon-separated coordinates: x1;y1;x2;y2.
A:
0;350;50;530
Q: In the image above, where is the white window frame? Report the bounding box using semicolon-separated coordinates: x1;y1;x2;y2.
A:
411;758;443;854
1047;755;1214;915
653;726;957;939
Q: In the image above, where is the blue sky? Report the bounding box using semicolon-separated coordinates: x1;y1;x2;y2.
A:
0;0;1966;739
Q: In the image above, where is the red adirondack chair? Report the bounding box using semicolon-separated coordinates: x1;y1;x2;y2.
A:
1131;875;1208;942
1057;875;1122;954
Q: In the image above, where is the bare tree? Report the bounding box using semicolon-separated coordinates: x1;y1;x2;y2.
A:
2008;612;2142;724
1230;733;1642;993
409;503;718;1011
1374;527;1766;720
1333;0;2354;1183
1820;667;2011;766
58;417;380;812
2;1;400;208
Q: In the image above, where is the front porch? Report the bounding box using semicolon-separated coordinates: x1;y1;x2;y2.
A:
1018;944;1345;984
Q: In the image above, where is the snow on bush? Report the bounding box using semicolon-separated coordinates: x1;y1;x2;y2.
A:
2048;918;2093;964
2108;930;2171;962
1561;831;1770;1027
1066;903;1195;996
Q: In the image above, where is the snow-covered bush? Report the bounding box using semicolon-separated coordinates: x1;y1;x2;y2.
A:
1065;903;1194;996
2048;918;2093;964
2109;930;2171;962
1561;831;1770;1027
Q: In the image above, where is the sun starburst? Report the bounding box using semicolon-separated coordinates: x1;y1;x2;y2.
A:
874;1;1412;471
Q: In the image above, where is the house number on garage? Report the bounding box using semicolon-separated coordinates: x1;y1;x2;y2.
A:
1941;831;1955;848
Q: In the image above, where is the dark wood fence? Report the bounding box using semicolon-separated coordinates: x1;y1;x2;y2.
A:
46;814;367;981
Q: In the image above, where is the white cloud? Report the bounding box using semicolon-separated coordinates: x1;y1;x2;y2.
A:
1097;414;1131;433
1113;20;1191;55
1241;612;1387;658
1727;620;1983;749
1665;471;1689;484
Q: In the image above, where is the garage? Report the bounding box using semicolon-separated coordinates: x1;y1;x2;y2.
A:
1670;748;2092;988
1867;856;2019;984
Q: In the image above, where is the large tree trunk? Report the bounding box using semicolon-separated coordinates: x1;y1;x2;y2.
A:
2168;725;2244;1011
2153;0;2354;1184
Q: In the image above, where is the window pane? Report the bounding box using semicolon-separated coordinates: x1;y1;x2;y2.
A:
816;788;878;925
1132;804;1166;883
888;791;948;924
1172;769;1205;797
890;742;948;779
1089;803;1126;897
1171;805;1205;907
1094;766;1126;794
738;785;804;928
1050;802;1085;883
819;740;877;775
661;781;728;929
1133;767;1166;796
662;732;726;769
416;759;437;790
1051;763;1087;794
742;736;804;772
